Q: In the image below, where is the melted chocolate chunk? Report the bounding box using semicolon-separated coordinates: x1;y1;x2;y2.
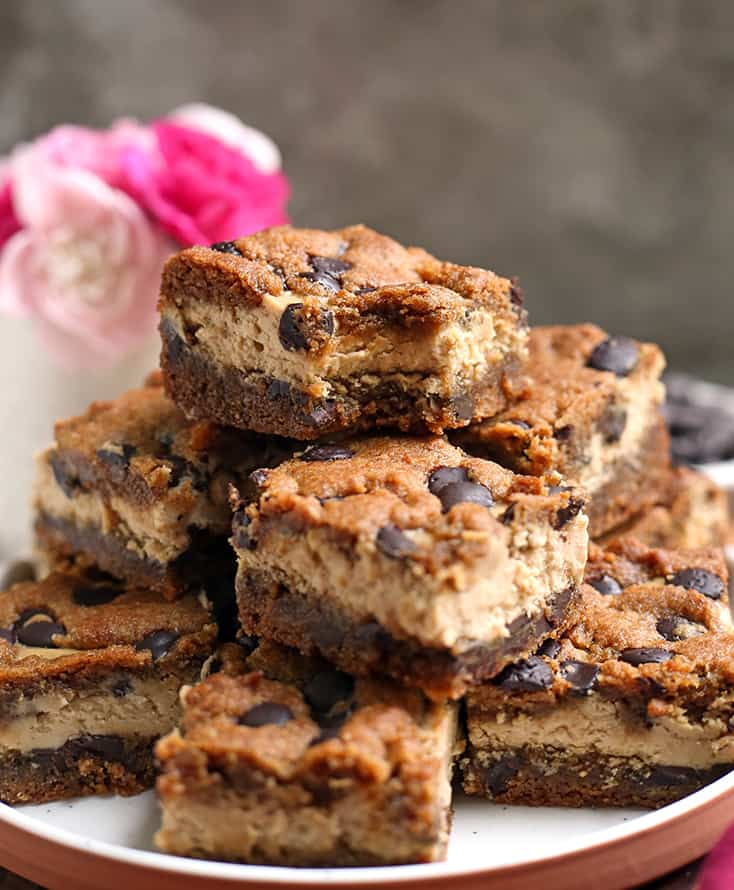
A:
649;765;697;787
598;406;627;443
111;678;132;698
428;466;469;494
500;503;516;525
554;496;584;530
495;656;553;692
620;647;672;666
656;616;705;642
67;734;127;761
560;660;599;694
238;702;294;727
232;509;256;551
554;425;574;442
588;574;623;596
302;402;336;428
376;524;415;559
279;303;335;351
266;379;293;400
237;634;258;655
299;444;354;462
667;568;724;600
484;756;521;795
509;281;524;308
16;613;66;648
0;626;16;644
353;285;376;295
210;241;243;256
309;255;351;277
587;337;639;377
135;629;179;660
72;585;121;607
451;394;475;421
0;559;36;589
49;453;81;497
432;477;493;513
96;443;137;471
537;638;561;658
304;670;354;714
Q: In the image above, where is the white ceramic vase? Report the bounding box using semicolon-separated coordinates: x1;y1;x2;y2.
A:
0;316;160;557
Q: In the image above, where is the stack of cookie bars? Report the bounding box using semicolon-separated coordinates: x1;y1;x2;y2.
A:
3;224;731;866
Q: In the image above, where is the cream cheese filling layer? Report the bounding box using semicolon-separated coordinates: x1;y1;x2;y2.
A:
238;508;587;653
470;694;734;769
34;451;227;565
0;674;183;754
164;298;520;395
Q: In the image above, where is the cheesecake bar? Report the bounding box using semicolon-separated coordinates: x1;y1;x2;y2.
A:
159;224;528;439
598;466;729;550
155;641;459;866
462;539;733;808
452;324;668;536
232;436;588;699
33;372;291;598
0;569;216;804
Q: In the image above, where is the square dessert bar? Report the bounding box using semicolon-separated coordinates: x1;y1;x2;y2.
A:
155;641;459;866
452;324;668;537
0;569;216;804
33;372;291;599
231;436;588;700
159;224;528;439
598;466;730;550
462;539;733;808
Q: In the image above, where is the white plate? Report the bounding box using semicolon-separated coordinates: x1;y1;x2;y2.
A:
1;776;733;890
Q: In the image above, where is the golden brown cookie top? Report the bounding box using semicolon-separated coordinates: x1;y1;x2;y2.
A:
0;570;216;682
162;223;525;327
232;435;586;573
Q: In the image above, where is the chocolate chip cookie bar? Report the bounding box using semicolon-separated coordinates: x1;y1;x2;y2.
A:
452;324;668;537
33;373;291;598
462;539;733;808
231;436;588;700
159;224;528;439
155;640;459;866
598;466;729;550
0;569;216;804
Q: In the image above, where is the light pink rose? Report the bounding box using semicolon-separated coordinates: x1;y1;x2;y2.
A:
120;120;289;246
0;166;21;250
0;154;170;368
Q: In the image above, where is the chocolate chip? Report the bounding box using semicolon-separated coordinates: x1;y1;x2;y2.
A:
554;496;584;530
495;656;553;692
587;337;639;377
309;255;351;277
588;574;623;596
354;285;376;295
656;616;705;642
554;425;573;442
428;466;469;495
507;419;532;429
238;702;294;727
309;726;342;746
232;509;256;551
0;627;16;644
210;241;243;256
301;270;342;291
16;613;66;648
667;568;725;600
299;444;353;462
302;402;336;428
111;678;131;697
376;524;415;559
484;756;521;795
0;559;35;589
96;443;137;470
304;670;354;714
266;379;292;400
620;647;672;666
279;303;335;351
72;585;121;607
451;394;475;421
68;734;127;761
237;634;258;655
561;660;599;694
598;406;627;444
537;638;561;658
135;630;179;660
49;453;80;497
649;765;695;787
509;282;524;308
500;503;516;525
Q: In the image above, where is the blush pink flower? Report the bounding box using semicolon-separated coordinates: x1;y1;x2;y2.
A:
0;166;21;250
120;120;289;246
0;154;170;368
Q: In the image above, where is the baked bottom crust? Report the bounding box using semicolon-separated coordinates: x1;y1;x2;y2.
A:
160;318;517;438
587;416;670;537
236;568;576;699
35;512;233;600
1;736;155;804
462;744;732;809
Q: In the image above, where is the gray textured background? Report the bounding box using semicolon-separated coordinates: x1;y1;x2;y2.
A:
1;0;733;380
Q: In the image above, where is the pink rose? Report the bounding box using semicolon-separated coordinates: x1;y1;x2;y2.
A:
0;168;21;250
0;154;170;368
120;120;289;246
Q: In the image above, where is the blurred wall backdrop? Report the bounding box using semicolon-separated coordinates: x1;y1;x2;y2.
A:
1;0;733;380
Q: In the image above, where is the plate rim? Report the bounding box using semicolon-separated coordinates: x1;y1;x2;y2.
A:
1;770;733;886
